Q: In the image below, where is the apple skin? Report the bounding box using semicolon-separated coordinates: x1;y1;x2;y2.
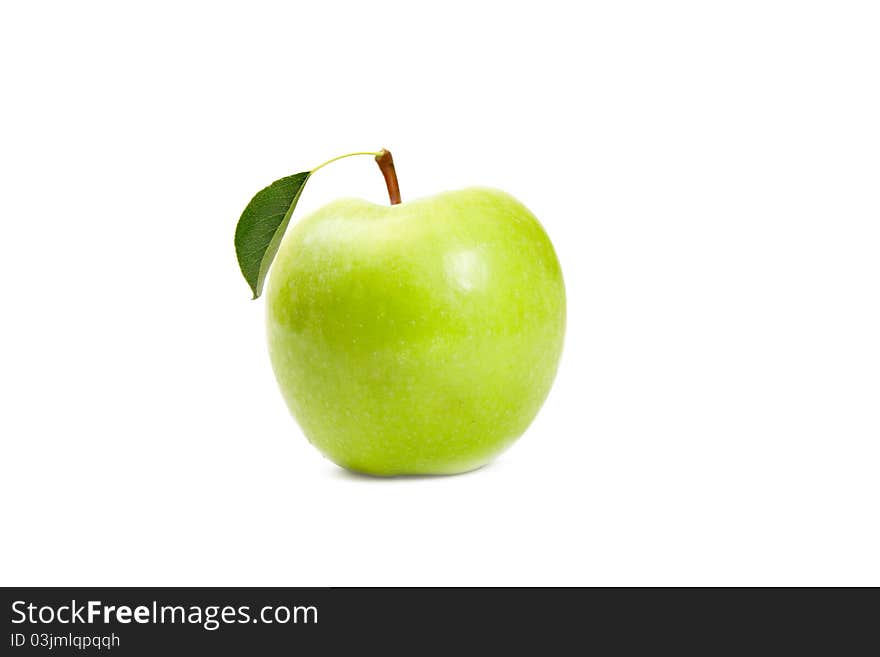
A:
266;187;565;476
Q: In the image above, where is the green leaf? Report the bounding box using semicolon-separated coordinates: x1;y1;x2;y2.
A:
234;171;311;299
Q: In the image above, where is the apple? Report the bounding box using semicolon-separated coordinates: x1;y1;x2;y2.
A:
265;186;565;475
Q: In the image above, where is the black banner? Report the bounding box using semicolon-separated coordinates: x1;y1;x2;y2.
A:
1;588;875;653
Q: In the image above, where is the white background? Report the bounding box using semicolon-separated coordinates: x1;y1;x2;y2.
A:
1;1;878;586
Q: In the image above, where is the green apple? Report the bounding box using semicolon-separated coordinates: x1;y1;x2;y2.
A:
265;187;565;475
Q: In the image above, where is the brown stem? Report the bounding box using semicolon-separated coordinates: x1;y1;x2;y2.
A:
375;149;402;205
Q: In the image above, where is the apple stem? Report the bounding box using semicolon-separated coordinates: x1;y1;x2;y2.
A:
375;149;402;205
